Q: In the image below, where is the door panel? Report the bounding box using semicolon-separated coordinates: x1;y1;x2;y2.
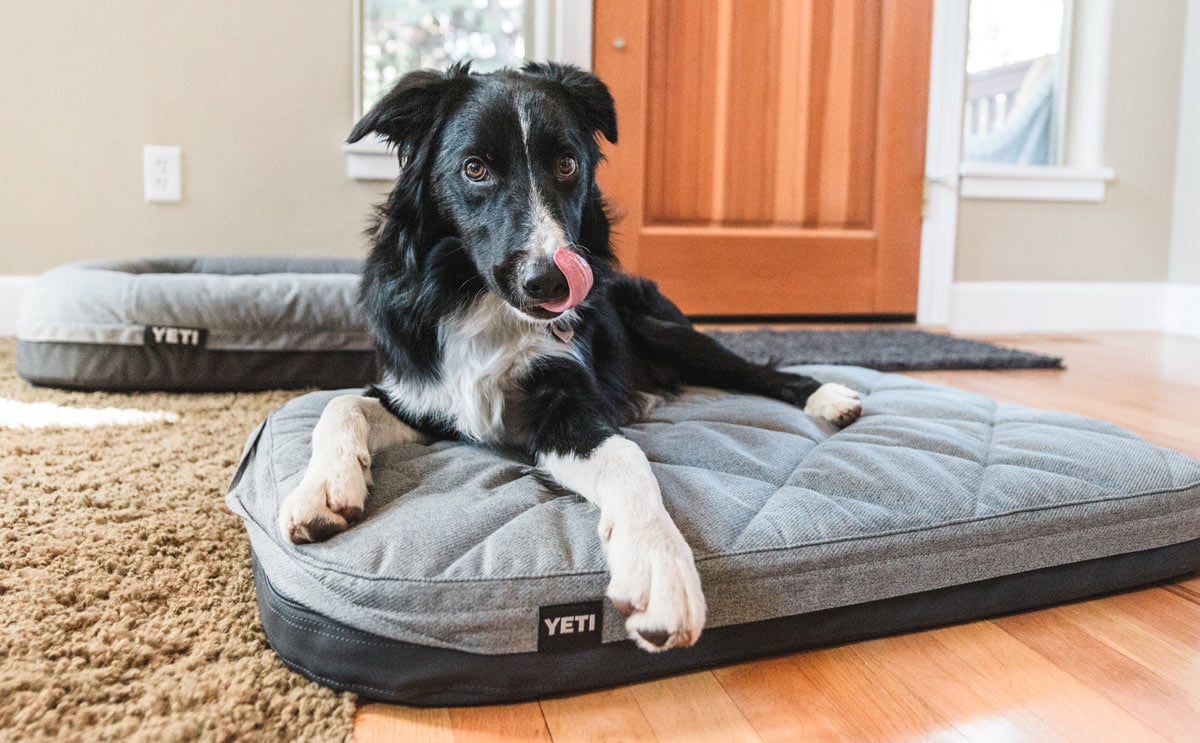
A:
594;0;932;316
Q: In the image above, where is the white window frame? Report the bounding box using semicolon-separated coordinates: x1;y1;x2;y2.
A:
345;0;593;181
957;0;1115;202
919;0;970;326
919;0;1116;325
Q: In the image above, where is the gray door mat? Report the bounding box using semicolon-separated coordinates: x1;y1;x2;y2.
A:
703;328;1063;371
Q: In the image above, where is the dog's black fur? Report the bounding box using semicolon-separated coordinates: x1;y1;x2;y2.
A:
348;62;833;459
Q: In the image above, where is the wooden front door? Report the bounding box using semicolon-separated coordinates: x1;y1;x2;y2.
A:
593;0;933;316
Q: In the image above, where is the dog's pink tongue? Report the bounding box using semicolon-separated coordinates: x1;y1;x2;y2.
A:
539;248;593;313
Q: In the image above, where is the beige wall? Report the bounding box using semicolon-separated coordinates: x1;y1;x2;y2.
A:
955;0;1188;283
0;1;388;276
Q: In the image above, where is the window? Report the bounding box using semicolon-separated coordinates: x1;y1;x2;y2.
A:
951;0;1115;202
963;0;1068;166
346;0;592;180
361;0;526;117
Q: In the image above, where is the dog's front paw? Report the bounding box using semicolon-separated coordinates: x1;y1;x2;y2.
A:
601;515;707;652
804;382;862;427
277;459;369;544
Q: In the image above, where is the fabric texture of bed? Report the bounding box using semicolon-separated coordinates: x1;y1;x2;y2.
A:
16;257;376;391
226;366;1200;704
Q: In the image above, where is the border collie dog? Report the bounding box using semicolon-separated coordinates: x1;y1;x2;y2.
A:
278;62;861;652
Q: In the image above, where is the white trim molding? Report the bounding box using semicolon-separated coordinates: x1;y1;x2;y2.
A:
917;0;968;326
1169;0;1200;289
0;276;35;337
534;0;593;69
346;0;594;181
1065;0;1112;169
343;137;399;181
959;164;1115;202
1167;283;1200;338
949;281;1187;335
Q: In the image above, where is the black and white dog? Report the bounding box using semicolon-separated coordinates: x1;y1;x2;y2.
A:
278;63;861;652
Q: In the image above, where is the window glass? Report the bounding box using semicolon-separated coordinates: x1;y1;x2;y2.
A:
362;0;525;114
963;0;1066;166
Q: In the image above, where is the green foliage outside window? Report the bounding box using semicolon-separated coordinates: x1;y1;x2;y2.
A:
363;0;525;113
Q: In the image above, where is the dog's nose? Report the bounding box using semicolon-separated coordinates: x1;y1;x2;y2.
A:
522;261;569;303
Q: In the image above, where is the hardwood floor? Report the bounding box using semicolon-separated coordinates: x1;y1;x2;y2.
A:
355;332;1200;742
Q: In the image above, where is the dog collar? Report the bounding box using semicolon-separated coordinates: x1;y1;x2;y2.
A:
550;319;575;344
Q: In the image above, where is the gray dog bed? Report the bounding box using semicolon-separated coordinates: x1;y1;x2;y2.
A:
226;366;1200;705
15;257;376;391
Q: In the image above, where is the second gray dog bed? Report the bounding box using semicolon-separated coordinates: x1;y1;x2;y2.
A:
16;257;377;391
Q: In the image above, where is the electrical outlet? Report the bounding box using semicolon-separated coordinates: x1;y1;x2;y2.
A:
144;145;182;202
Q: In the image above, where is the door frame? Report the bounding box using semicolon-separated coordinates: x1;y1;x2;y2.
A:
917;0;968;326
529;0;594;69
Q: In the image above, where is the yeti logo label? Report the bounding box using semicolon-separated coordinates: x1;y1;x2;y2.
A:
538;600;603;652
144;325;207;348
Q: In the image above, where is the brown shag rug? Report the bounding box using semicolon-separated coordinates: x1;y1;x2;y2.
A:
0;339;356;741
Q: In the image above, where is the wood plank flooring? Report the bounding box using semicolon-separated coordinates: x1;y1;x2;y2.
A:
355;332;1200;742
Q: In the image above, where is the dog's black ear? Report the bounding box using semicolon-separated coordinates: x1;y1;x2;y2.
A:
347;63;472;147
522;62;618;144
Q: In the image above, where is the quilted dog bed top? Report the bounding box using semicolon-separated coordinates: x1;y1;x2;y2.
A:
227;365;1200;656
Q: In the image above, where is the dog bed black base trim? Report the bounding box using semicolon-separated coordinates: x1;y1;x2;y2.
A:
16;341;377;392
252;539;1200;707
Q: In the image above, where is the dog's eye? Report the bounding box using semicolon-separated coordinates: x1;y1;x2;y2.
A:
556;155;578;180
463;157;489;182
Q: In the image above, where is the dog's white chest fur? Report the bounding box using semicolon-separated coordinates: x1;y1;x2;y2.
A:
381;294;579;444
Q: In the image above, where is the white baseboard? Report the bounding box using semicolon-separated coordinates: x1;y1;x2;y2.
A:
949;281;1170;334
0;276;34;337
1167;283;1200;338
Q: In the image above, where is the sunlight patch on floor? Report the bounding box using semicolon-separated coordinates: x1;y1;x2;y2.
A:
0;398;180;429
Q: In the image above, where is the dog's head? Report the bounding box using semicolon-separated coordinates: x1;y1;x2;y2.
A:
349;62;618;321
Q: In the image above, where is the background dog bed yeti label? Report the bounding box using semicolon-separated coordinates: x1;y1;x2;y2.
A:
538;601;603;652
144;325;207;348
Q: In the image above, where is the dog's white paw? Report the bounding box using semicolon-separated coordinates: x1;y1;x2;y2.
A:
601;514;707;652
277;457;369;544
804;382;862;427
